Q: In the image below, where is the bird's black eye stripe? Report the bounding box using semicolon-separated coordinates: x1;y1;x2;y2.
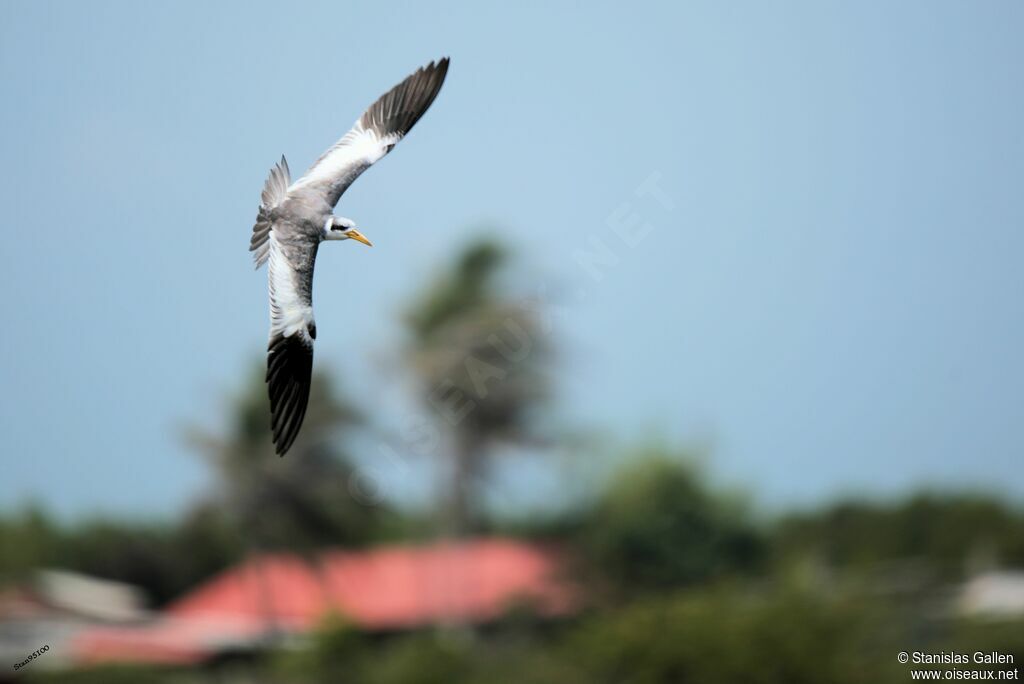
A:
384;143;395;153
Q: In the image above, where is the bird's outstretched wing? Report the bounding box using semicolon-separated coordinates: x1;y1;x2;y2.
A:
289;58;450;208
266;232;317;455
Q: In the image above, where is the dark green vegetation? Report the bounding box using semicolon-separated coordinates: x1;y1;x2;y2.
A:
11;461;1024;683
6;239;1023;683
8;454;1024;684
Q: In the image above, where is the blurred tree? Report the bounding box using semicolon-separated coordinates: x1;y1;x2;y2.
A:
275;615;373;684
558;588;891;684
577;448;764;596
0;508;244;607
404;238;552;535
277;616;472;684
774;493;1024;580
55;509;243;606
27;664;183;684
0;506;62;583
186;363;387;553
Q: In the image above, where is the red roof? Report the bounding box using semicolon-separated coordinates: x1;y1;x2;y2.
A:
74;538;572;665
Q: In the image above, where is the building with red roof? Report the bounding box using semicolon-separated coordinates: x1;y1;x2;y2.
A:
72;537;572;666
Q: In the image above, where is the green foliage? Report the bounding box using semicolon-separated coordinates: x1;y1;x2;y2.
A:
775;493;1024;579
352;634;471;684
268;588;1024;684
938;617;1024;670
0;507;242;606
0;506;63;582
54;507;243;606
560;588;888;684
275;615;372;683
25;664;200;684
577;448;764;595
277;624;526;684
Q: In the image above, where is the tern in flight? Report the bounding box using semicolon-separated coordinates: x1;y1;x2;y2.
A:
249;58;450;455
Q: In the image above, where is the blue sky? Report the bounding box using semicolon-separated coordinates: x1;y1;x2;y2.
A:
1;1;1022;518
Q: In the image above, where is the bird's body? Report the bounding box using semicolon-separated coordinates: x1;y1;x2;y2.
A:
250;58;450;455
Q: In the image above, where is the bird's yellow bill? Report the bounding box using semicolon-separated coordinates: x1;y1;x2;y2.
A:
348;229;373;247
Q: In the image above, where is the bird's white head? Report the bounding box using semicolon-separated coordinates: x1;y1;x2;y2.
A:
323;216;373;246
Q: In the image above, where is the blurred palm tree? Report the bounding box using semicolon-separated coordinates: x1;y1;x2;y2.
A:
405;238;552;535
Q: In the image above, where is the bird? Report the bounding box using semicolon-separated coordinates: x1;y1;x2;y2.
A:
249;58;450;456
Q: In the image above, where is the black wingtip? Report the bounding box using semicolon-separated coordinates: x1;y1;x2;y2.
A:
359;57;451;139
267;332;313;457
427;57;450;79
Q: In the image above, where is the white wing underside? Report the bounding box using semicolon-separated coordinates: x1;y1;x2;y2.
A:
267;233;314;342
289;123;401;194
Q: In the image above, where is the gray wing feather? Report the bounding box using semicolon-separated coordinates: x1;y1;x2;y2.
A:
249;156;292;269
